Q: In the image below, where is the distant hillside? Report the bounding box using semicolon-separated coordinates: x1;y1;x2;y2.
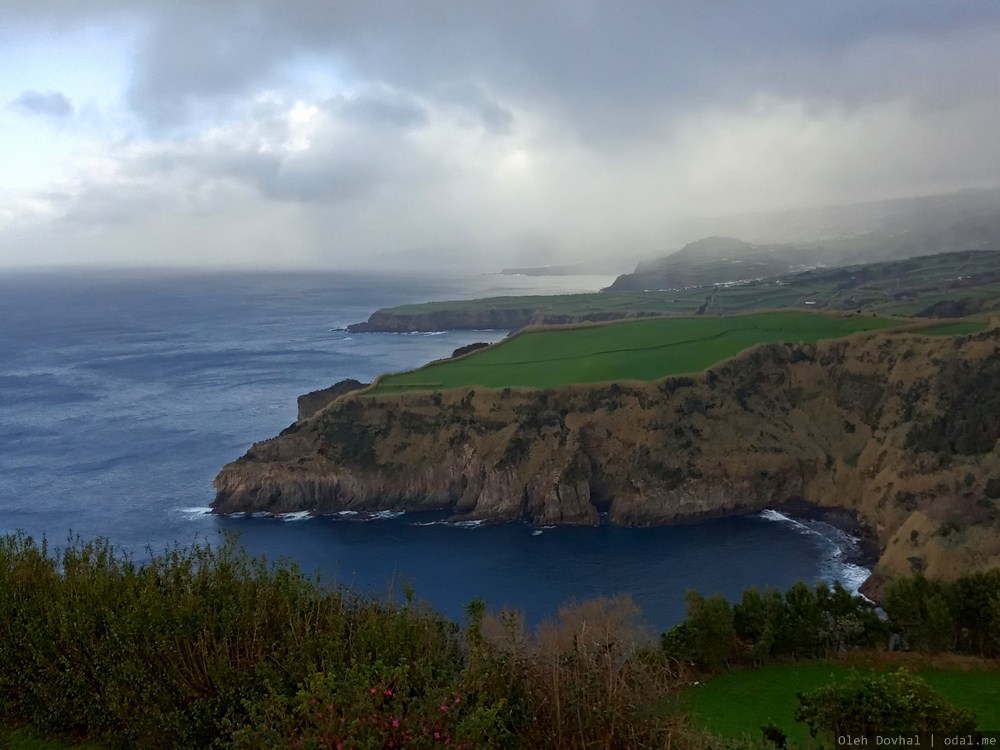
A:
678;186;1000;246
609;187;1000;291
606;236;821;291
348;249;1000;332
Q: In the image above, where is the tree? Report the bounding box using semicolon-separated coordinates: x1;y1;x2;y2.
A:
883;573;953;651
733;587;784;664
815;580;886;654
949;569;1000;656
661;591;735;672
780;582;822;656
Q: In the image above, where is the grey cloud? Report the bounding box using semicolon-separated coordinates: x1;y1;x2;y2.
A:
8;89;74;119
327;88;428;130
13;0;996;136
437;82;514;134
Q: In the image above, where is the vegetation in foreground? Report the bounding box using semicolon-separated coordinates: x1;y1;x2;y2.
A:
0;533;682;750
372;311;900;392
2;532;998;749
0;726;106;750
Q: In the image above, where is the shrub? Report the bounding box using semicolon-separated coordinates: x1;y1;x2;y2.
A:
795;669;977;737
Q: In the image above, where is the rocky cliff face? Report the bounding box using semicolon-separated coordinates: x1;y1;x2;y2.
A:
297;379;368;420
346;306;668;333
347;307;536;333
214;328;1000;594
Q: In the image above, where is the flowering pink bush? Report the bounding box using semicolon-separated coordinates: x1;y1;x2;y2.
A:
288;672;473;750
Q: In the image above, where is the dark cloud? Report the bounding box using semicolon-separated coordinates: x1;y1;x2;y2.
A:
327;88;428;130
7;1;1000;138
8;89;74;119
102;1;1000;136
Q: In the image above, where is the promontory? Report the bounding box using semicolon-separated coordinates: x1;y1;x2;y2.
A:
214;313;1000;597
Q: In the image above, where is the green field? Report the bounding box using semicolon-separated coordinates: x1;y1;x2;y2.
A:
680;662;1000;746
372;311;900;393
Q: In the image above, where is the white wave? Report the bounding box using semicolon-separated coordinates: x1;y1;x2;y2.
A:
836;563;873;599
177;506;213;517
369;510;405;520
531;529;543;536
336;510;360;516
278;511;311;522
760;509;872;598
757;508;789;523
251;511;271;518
411;518;483;528
756;509;826;540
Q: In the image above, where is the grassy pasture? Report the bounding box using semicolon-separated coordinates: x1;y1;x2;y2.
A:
680;662;1000;746
372;311;899;393
911;320;989;336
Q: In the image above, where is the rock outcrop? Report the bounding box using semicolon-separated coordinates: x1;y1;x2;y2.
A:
214;328;1000;595
297;379;368;420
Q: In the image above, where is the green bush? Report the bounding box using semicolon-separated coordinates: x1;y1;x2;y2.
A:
795;669;977;737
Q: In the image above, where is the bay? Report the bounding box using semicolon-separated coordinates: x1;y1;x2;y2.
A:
0;268;868;630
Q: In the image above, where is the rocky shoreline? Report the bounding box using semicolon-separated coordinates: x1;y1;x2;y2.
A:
770;497;881;570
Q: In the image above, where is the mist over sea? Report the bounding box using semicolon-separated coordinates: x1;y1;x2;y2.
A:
0;268;868;629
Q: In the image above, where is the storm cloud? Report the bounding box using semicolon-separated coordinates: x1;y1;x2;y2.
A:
2;1;1000;269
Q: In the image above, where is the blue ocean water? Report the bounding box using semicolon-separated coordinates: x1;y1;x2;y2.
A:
0;268;868;630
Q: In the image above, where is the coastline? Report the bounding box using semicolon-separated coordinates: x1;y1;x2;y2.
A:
769;497;881;571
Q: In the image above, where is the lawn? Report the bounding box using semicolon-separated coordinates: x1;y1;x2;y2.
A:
372;311;900;393
680;662;1000;746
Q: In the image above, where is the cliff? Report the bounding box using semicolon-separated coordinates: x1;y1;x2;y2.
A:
297;379;368;420
347;306;537;332
214;328;1000;595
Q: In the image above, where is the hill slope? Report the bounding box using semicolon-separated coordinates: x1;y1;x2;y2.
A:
347;249;1000;332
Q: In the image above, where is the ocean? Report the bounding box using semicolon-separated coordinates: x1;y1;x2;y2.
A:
0;268;869;630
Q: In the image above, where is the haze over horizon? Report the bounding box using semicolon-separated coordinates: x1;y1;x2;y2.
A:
3;2;1000;272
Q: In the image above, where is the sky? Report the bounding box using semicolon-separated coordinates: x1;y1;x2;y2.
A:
3;1;1000;271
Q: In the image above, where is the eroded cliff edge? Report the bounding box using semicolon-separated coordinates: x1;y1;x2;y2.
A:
214;328;1000;595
